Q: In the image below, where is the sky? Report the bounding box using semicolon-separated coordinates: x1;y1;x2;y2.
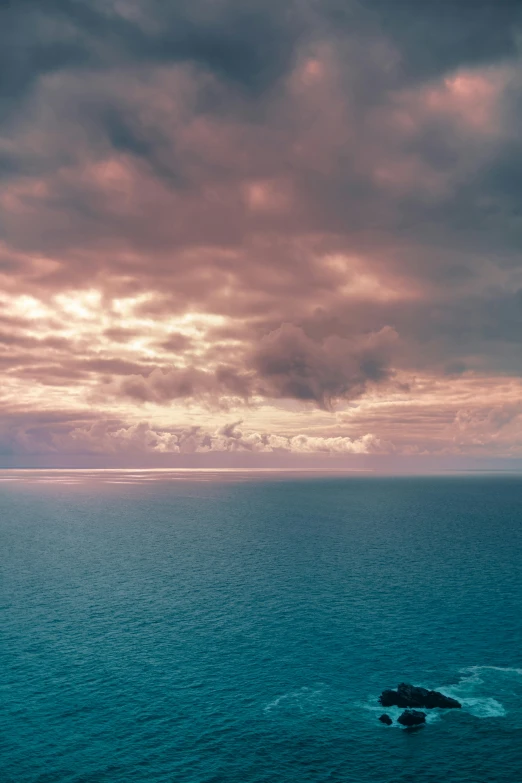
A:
1;0;522;470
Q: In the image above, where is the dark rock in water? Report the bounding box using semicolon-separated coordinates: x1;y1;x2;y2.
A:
379;713;393;725
424;693;461;709
379;683;461;710
379;689;399;707
398;709;426;726
422;689;461;709
397;683;429;707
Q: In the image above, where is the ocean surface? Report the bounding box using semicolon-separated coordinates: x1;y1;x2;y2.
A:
1;471;522;782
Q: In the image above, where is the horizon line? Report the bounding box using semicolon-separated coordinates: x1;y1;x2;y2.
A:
2;467;522;475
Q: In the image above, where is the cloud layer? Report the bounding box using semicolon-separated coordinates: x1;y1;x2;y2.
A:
2;0;522;466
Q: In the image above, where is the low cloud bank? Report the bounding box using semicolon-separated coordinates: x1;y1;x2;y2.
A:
0;418;389;457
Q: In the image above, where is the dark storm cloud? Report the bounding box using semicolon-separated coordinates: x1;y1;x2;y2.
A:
0;0;87;110
250;324;398;409
0;0;299;121
363;0;522;80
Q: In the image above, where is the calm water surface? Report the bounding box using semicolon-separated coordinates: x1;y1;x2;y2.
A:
1;472;522;782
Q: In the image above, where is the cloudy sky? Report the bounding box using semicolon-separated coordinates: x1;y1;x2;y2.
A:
1;0;522;469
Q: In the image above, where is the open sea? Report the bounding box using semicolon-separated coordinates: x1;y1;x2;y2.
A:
1;471;522;782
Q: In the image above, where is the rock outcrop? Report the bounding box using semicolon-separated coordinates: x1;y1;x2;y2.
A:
378;713;393;725
379;683;461;710
397;709;426;727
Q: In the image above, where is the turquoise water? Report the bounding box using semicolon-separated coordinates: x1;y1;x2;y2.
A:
1;472;522;782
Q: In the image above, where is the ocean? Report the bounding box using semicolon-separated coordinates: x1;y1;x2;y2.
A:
1;471;522;782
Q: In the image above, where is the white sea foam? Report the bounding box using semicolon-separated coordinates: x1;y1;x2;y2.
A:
460;665;522;677
435;665;522;719
459;697;506;718
264;686;327;715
